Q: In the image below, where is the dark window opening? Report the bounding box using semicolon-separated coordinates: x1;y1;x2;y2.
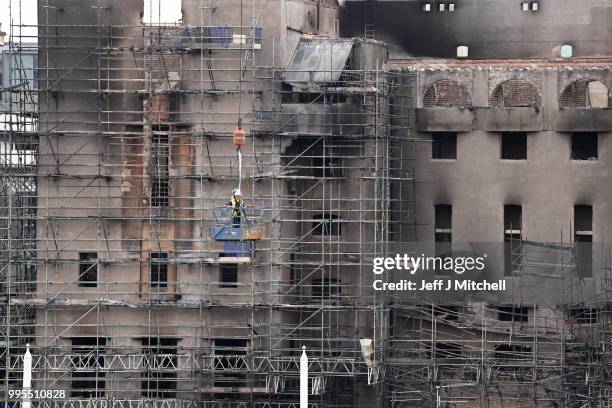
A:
0;346;26;386
79;252;98;287
428;342;461;359
501;132;527;160
281;90;347;104
12;140;38;165
571;132;597;160
141;338;178;399
431;132;457;159
219;260;238;288
151;125;170;207
574;205;593;277
313;156;343;178
495;344;532;360
311;277;342;298
71;337;106;398
150;252;168;288
312;213;342;236
433;305;460;322
214;339;248;387
497;305;529;322
568;307;598;324
19;192;37;241
434;204;452;261
504;205;522;276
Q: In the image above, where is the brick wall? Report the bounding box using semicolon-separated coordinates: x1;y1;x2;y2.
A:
489;79;540;107
423;80;471;107
560;79;598;107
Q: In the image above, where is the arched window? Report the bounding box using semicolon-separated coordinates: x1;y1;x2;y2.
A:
423;80;471;107
489;80;540;107
560;79;608;108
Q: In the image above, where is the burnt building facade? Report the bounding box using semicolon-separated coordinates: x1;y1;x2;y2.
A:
0;0;611;407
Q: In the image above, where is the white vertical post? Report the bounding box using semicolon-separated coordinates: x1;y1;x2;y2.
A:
23;344;32;408
300;345;308;408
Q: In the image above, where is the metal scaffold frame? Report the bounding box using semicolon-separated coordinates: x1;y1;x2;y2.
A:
1;0;416;407
2;1;611;408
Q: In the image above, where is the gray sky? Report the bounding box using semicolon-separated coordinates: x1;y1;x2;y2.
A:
1;0;181;41
1;0;37;42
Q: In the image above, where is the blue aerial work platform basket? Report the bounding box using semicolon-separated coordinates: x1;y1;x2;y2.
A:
210;205;266;259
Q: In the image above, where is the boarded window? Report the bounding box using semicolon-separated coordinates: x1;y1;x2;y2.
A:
431;132;457;159
79;252;98;287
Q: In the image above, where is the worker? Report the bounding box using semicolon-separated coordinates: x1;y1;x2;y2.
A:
227;188;243;227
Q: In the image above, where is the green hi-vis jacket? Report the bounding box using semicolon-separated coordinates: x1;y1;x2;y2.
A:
229;197;242;217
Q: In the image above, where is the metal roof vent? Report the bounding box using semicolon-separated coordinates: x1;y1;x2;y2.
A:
457;46;469;58
561;44;573;58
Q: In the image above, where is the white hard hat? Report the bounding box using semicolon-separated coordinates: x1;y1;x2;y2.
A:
233;188;241;196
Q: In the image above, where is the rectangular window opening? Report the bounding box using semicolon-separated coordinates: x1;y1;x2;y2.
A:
219;260;238;288
150;252;169;288
151;125;170;208
431;132;457;159
571;132;597;160
312;213;342;236
497;305;529;322
214;339;248;387
71;337;106;398
501;132;527;160
433;305;460;322
79;252;98;288
434;204;452;263
568;306;598;324
495;344;531;360
428;342;461;359
141;338;178;398
311;277;342;298
504;205;522;276
574;205;593;277
313;155;344;178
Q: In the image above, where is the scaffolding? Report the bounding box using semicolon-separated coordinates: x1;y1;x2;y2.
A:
1;1;611;408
